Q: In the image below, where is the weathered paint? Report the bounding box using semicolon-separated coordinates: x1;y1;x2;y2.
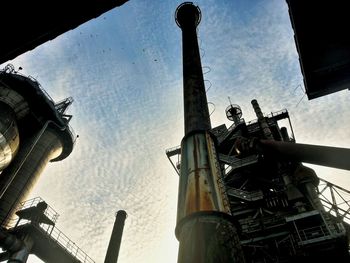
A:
176;3;211;136
177;133;228;222
176;212;246;263
205;132;231;214
175;3;245;262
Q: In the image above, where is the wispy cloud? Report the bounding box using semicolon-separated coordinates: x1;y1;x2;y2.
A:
4;1;349;263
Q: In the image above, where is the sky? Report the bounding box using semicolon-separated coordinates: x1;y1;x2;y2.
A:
1;0;350;262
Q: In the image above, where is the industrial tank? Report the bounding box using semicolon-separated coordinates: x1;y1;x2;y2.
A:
0;65;75;226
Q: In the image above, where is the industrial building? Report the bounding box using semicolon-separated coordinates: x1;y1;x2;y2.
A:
0;63;127;263
167;2;350;262
0;0;349;261
0;64;89;262
0;1;129;262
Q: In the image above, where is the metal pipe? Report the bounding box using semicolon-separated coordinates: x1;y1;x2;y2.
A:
0;120;53;199
0;120;68;226
251;99;273;140
175;3;245;262
104;210;127;263
259;139;350;170
176;2;211;136
0;228;32;263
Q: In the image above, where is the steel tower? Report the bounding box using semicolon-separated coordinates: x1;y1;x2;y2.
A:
175;2;245;262
168;2;350;262
0;64;75;227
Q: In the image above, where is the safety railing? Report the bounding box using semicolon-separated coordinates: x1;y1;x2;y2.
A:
42;224;95;263
318;178;350;224
297;225;330;242
6;197;95;263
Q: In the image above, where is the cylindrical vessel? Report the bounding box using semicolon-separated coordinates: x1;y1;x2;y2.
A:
293;164;324;211
177;132;230;222
0;127;63;226
175;3;245;262
0;70;75;228
0;102;20;171
104;210;127;263
176;2;211;136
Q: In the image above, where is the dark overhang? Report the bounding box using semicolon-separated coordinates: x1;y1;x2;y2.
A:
286;0;350;99
0;0;129;65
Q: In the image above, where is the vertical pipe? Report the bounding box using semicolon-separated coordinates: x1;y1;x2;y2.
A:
251;99;273;140
280;127;290;142
0;126;63;227
104;210;127;263
176;2;211;136
175;3;245;262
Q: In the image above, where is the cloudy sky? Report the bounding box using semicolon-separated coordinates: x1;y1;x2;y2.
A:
2;0;350;262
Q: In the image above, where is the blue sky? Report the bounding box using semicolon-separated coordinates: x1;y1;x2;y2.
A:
2;0;350;262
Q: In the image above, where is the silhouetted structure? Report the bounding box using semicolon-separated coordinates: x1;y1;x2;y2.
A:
168;2;350;262
0;64;75;227
0;65;93;262
104;210;127;263
0;197;95;263
174;3;245;262
286;0;350;99
0;0;129;64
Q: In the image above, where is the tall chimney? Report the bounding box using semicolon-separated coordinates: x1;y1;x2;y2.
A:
176;2;211;135
104;210;127;263
175;3;245;262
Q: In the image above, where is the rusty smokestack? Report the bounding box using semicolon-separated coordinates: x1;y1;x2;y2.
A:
104;210;127;263
176;2;211;135
175;3;245;262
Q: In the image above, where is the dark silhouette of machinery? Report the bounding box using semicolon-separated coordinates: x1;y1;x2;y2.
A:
167;2;350;262
0;65;94;262
0;64;75;227
104;210;127;263
0;65;127;263
0;197;96;263
0;0;131;260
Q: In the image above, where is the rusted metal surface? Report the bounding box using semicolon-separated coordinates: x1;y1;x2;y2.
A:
176;212;245;263
175;2;245;262
177;133;229;222
205;133;231;213
176;2;211;136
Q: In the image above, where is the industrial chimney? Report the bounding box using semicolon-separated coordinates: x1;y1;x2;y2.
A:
175;2;245;262
104;210;127;263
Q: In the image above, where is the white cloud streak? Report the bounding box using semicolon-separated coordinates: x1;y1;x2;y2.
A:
3;1;349;263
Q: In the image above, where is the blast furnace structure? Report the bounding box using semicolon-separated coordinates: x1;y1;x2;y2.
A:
167;2;350;262
0;64;98;263
0;64;75;227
